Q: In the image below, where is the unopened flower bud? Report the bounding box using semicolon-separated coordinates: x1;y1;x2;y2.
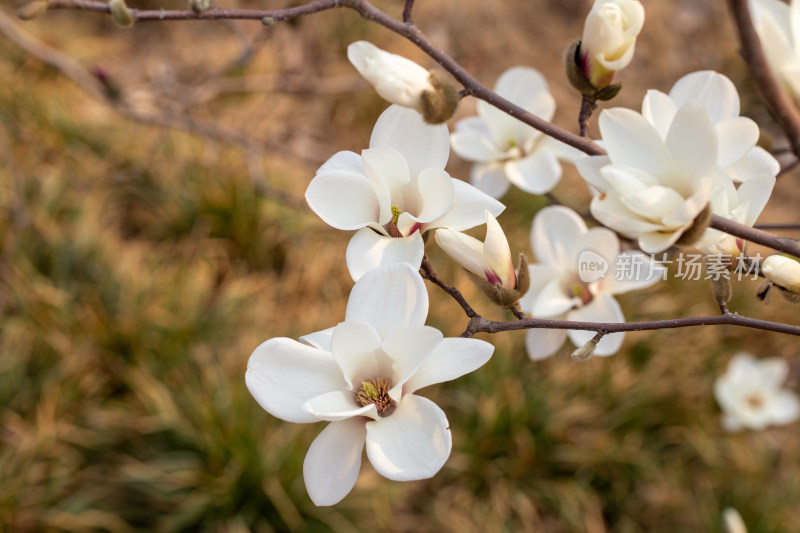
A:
109;0;134;27
762;255;800;294
571;339;597;361
675;203;711;247
17;0;49;20
579;0;644;89
189;0;210;12
711;277;732;307
348;41;458;123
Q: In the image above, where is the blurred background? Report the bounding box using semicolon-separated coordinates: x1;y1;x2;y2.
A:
1;0;799;531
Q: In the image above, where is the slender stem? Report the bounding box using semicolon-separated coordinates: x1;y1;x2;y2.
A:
419;257;477;318
728;0;800;158
402;0;415;23
710;214;800;257
578;96;596;137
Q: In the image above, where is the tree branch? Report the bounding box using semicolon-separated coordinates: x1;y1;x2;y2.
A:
419;257;477;318
710;214;800;258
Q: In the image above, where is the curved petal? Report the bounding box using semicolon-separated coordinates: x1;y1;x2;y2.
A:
521;264;562;304
637;229;684;254
525;325;568;360
725;146;780;183
370;105;450;177
316;150;363;175
601;164;658;196
620;185;688;221
664;104;717;189
346;228;425;282
414;168;456;224
769;391;800;425
403;337;494;394
532;278;576;317
504;149;562;194
566;294;625;356
641;89;677;139
424;178;505;232
531;206;587;268
668;70;740;123
346;262;429;339
603;251;665;294
590;193;664;235
469;163;511;199
300;327;334;351
715;117;760;168
361;147;410;220
331;320;382;388
736;174;775;225
303;418;366;506
537;135;585;163
434;228;488;279
484;213;515;287
450;117;504;162
383;325;443;401
304;390;378;422
571;227;620;268
306;171;381;230
365;395;451;481
246;338;346;423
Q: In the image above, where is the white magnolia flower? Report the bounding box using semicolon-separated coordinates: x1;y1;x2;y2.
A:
714;352;800;431
581;0;645;88
306;105;504;281
450;67;582;199
749;0;800;101
762;254;800;293
348;41;434;111
576;71;778;253
434;210;515;288
246;263;494;506
519;206;664;360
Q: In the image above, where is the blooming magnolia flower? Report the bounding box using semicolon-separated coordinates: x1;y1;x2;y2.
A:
435;211;515;288
347;41;457;123
749;0;800;101
580;0;645;88
576;71;778;253
450;67;582;199
246;263;494;506
714;352;800;431
519;206;664;360
306;105;504;281
762;254;800;293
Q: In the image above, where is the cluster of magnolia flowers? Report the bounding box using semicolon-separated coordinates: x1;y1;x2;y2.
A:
245;0;800;506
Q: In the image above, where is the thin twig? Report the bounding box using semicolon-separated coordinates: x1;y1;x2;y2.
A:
710;214;800;257
578;96;596;137
402;0;414;23
754;223;800;231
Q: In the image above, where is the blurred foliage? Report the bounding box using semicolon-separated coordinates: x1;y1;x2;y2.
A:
1;0;800;532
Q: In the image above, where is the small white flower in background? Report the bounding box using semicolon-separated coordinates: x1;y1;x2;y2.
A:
580;0;645;88
306;105;504;281
519;206;664;360
246;263;494;506
749;0;800;102
762;255;800;293
435;211;515;288
722;508;748;533
576;71;778;254
714;352;800;432
347;41;458;124
450;66;583;199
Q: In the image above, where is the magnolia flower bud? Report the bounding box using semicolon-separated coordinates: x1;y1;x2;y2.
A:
711;277;732;307
347;41;458;124
580;0;644;89
570;339;597;361
189;0;210;12
762;255;800;294
109;0;134;27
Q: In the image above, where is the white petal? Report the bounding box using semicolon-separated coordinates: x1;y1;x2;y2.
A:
346;262;429;339
316;150;363;175
532;278;576;317
660;175;713;227
306;170;380;230
370;105;449;177
521;264;562;304
735;174;775;226
246;338;345;423
715;117;760;168
415;168;456;224
664;104;717;189
531;206;588;267
641;89;677;139
434;228;488;279
300;327;334;350
525;325;568;360
601;164;658;196
303;418;366;506
603;251;665;294
345;228;425;282
365;395;452;481
571;226;620;269
504;149;562;194
668;70;740;123
469;163;511;199
637;230;684;254
755;357;789;388
599;108;681;185
566;294;625;356
382;326;443;400
537;134;585;163
768;391;800;425
403;337;494;394
590;193;664;235
484;212;515;287
576;155;614;191
726;146;779;183
330;320;382;389
361;146;410;220
304;391;378;422
620;185;688;220
450;117;503;163
424;178;505;232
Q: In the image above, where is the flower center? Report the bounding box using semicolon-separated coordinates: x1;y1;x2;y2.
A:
745;393;764;410
570;281;594;306
356;377;395;415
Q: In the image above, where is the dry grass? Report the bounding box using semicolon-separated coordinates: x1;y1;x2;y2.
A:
1;0;799;531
